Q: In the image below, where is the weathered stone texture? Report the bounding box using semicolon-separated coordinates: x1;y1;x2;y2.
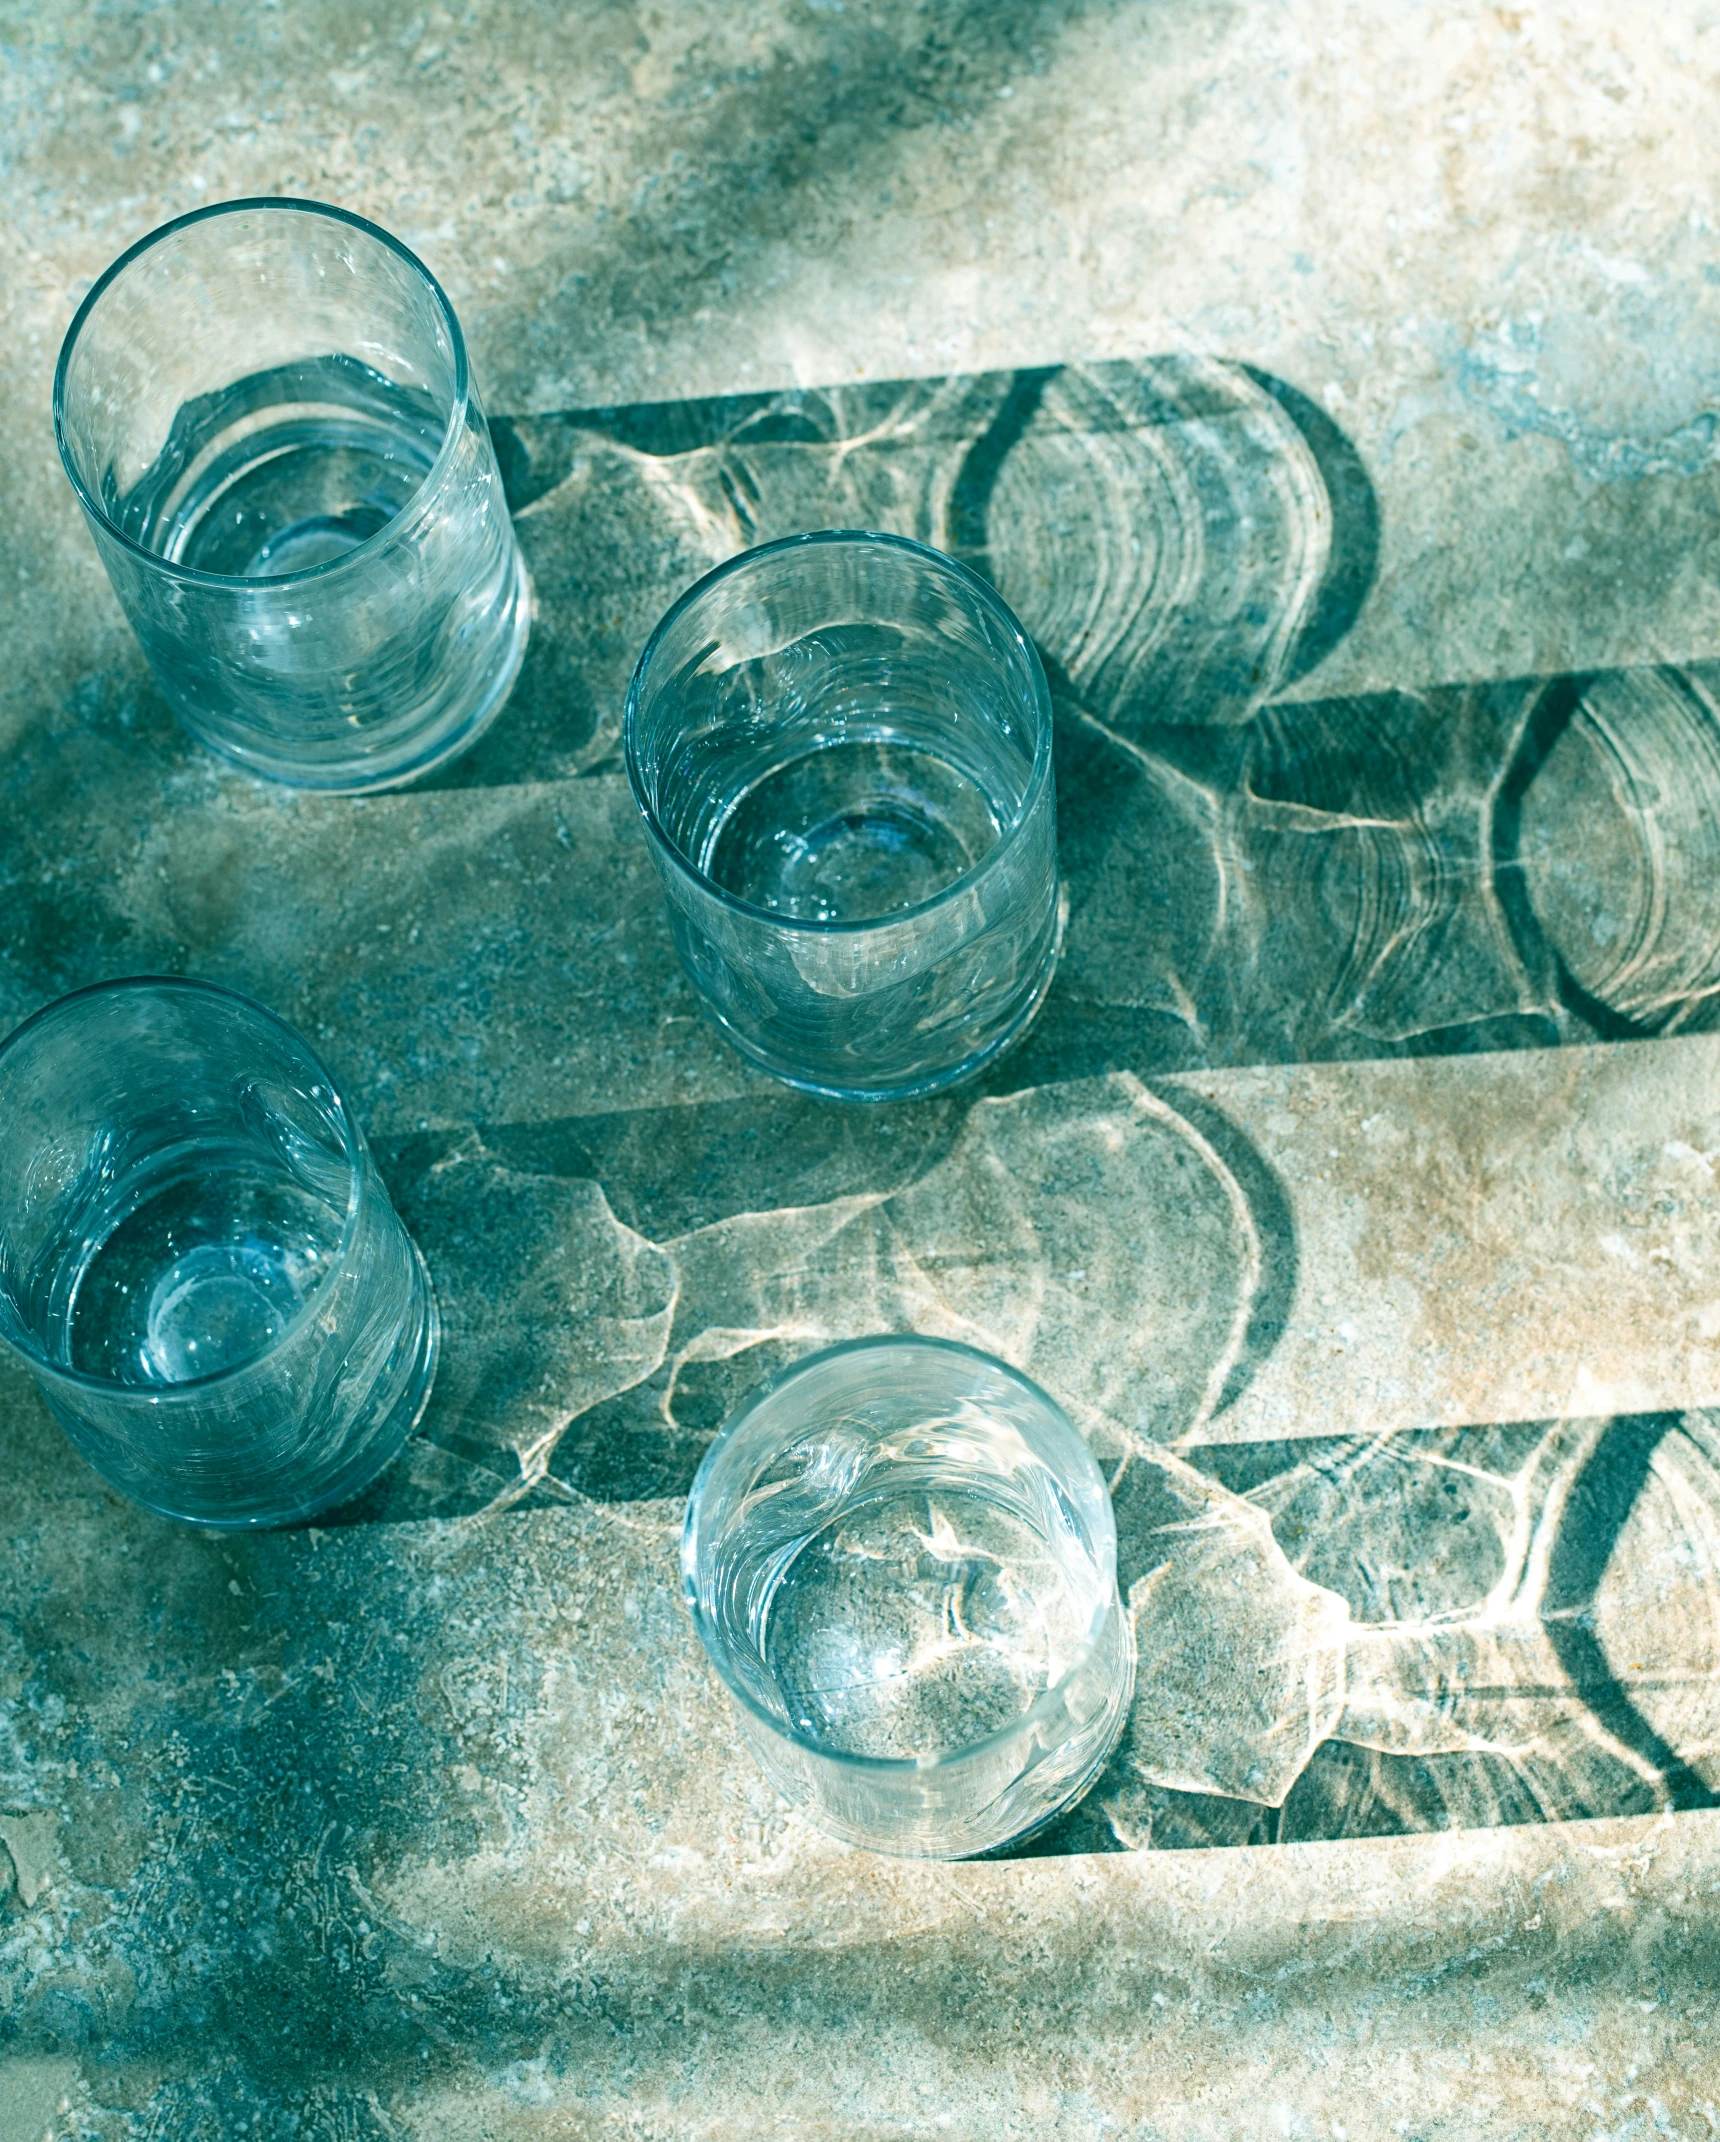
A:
7;4;1720;2136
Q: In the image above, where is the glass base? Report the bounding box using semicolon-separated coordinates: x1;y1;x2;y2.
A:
968;1660;1137;1860
183;545;533;796
700;903;1064;1103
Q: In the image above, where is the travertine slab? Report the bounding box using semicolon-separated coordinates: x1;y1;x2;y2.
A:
8;3;1720;2136
1;1463;1717;2134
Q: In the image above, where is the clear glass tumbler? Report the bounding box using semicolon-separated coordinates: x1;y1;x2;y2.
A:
54;198;530;792
683;1336;1133;1858
0;979;438;1528
625;531;1059;1100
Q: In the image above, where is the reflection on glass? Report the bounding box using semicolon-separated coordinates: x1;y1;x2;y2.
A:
683;1336;1133;1858
0;979;437;1528
54;198;531;792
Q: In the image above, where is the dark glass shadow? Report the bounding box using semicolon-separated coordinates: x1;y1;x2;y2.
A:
327;362;1720;1856
1019;1407;1720;1856
335;1069;1296;1519
436;349;1380;789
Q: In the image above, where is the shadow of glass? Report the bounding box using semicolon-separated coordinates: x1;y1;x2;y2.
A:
947;356;1378;733
18;350;1720;1871
1239;367;1382;694
334;1071;1293;1522
23;359;1720;1090
1021;1406;1720;1855
460;356;1720;1081
1498;664;1720;1039
437;349;1375;790
1033;658;1720;1084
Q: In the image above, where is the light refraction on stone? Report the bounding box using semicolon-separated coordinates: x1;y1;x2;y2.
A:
9;333;1720;2128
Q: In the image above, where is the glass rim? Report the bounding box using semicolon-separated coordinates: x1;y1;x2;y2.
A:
0;974;370;1398
681;1331;1121;1777
52;195;472;593
622;529;1056;938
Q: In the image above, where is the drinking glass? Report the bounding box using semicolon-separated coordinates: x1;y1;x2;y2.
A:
54;198;530;792
683;1336;1133;1858
0;979;438;1528
625;531;1059;1100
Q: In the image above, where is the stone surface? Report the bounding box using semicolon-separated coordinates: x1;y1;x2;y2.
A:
7;2;1720;2136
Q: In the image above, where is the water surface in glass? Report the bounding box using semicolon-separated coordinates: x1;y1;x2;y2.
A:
114;354;443;579
704;730;1010;923
48;1144;344;1386
753;1421;1096;1759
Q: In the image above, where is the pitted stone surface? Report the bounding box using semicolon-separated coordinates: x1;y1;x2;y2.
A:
7;3;1720;2136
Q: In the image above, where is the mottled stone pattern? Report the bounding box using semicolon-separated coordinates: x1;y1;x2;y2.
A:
7;2;1720;2136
